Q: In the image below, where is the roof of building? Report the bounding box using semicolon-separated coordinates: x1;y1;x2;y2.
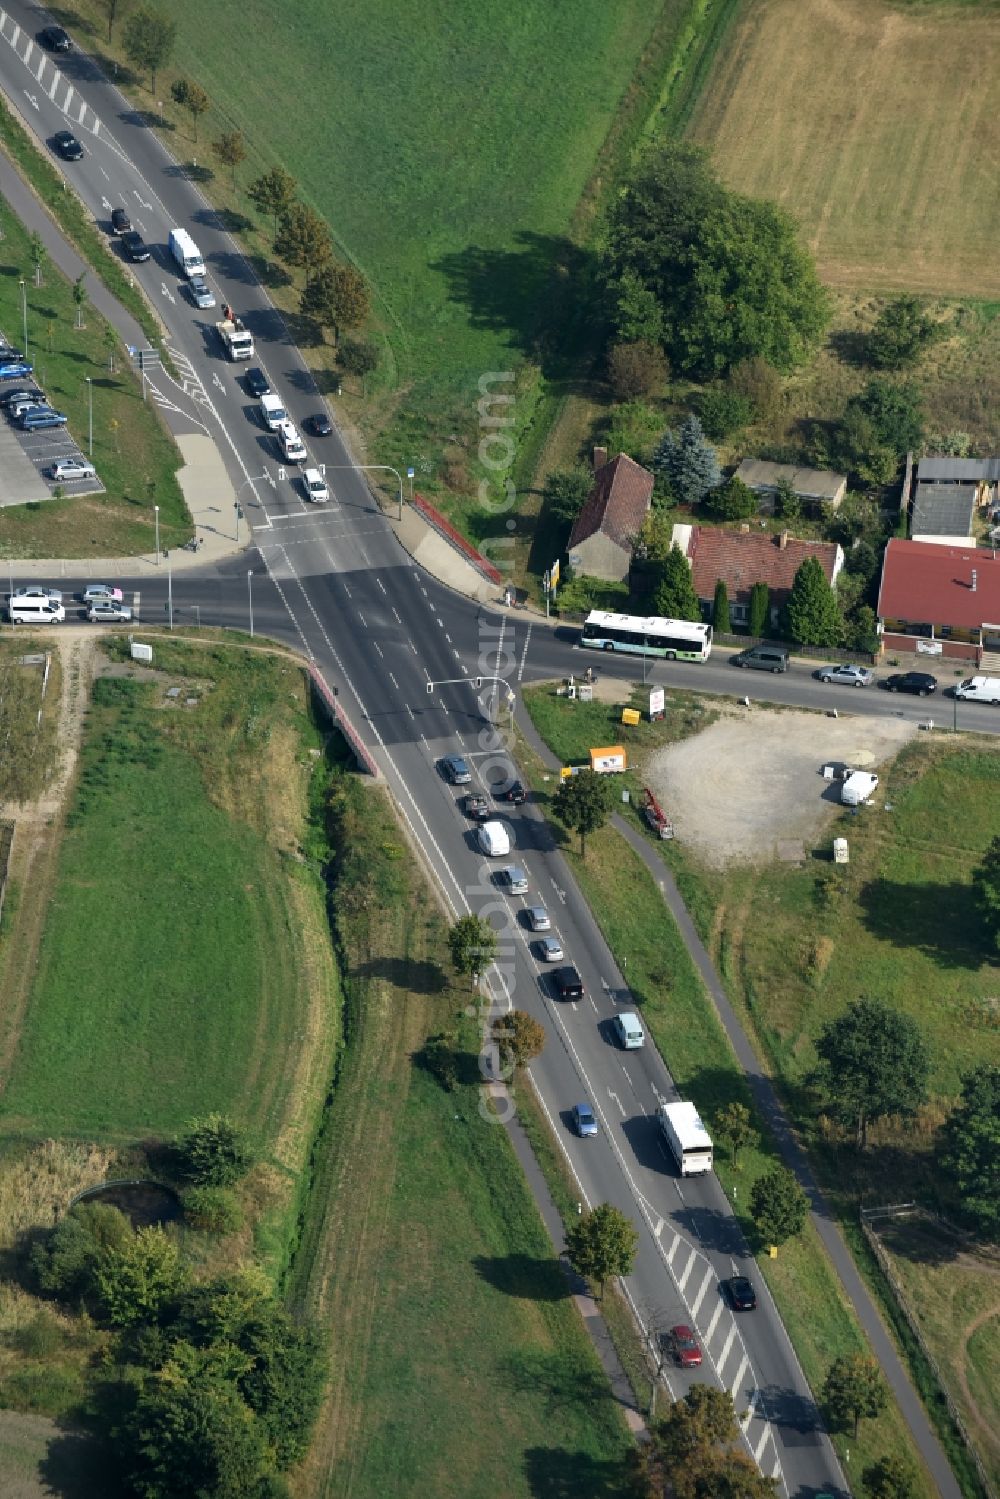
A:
680;525;841;603
878;539;1000;628
911;483;976;539
734;458;846;501
568;454;654;552
917;456;1000;484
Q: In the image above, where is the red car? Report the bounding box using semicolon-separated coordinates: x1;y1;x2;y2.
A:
667;1325;702;1368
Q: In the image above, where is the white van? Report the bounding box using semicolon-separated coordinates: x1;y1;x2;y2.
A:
277;420;307;463
9;598;64;624
168;227;205;279
841;770;879;806
259;393;287;430
613;1011;645;1050
478;821;510;857
954;675;1000;705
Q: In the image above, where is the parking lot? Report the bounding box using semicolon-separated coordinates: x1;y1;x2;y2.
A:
0;343;105;507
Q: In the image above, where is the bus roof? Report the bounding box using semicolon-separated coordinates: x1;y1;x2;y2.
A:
584;610;710;637
660;1101;713;1149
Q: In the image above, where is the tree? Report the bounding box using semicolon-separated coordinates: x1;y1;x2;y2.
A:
448;913;497;990
712;580;731;634
774;477;801;522
338;336;378;379
698;388;753;440
784;555;842;647
171;80;210;142
31;1202;132;1301
634;509;675;563
611;269;666;346
122;7;177;93
654;414;721;506
714;1102;758;1169
850;378;924;455
822;1353;888;1439
543;468;592;526
641;1385;778;1499
704;476;757;522
98;0;123;43
748;581;770;638
248;168;298;239
551;767;612;857
607;340;668;400
213;131;247;190
868;296;938;371
274;203;333;274
972;835;1000;952
28;230;45;279
832;406;899;487
749;1166;808;1250
96;1225;186;1326
939;1063;1000;1237
235;1303;326;1468
177;1114;254;1187
728;356;782;423
604;142;828;378
73;272;87;329
813;997;930;1150
565;1203;638;1298
862;1454;917;1499
300;262;370;343
654;543;701;622
493;1009;545;1074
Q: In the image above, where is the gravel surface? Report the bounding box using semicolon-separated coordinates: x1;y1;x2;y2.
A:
647;707;917;866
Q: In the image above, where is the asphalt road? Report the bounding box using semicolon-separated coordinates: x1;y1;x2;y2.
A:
0;9;974;1497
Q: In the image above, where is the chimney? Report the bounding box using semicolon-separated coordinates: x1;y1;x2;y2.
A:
593;446;608;471
972;569;978;592
779;530;789;550
740;522;751;534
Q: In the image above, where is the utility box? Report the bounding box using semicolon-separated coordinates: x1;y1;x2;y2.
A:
130;641;153;663
833;838;849;864
621;708;641;726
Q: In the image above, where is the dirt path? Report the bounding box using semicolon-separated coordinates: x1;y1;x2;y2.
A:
955;1301;1000;1459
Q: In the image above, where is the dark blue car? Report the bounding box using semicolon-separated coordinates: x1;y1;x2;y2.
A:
0;361;33;382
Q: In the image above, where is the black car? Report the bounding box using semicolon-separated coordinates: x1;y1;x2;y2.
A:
883;671;937;697
110;207;132;236
39;25;71;50
552;965;584;1001
462;792;490;822
498;780;526;805
0;386;41;408
121;230;150;263
305;412;332;436
244;367;271;399
724;1275;757;1311
53;130;84;161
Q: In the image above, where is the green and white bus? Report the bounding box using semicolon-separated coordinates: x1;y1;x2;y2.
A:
580;611;713;662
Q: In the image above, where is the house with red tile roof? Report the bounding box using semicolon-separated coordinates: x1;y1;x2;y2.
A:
567;452;654;582
877;538;1000;664
672;523;844;630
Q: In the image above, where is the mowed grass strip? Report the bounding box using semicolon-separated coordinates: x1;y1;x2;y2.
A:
688;0;1000;297
1;660;328;1145
291;777;631;1499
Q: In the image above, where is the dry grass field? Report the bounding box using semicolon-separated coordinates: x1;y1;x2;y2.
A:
689;0;1000;297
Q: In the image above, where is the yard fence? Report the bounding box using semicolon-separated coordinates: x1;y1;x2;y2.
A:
860;1207;996;1499
0;821;12;928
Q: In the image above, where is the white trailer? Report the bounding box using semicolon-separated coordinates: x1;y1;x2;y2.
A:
657;1101;713;1176
168;227;205;279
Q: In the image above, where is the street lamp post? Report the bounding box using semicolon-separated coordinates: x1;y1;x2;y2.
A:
247;569;254;638
319;464;404;520
85;377;93;456
18;278;27;360
154;504;160;566
167;553;173;629
407;466;415;506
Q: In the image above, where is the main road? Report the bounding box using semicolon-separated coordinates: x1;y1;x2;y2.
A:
0;9;974;1496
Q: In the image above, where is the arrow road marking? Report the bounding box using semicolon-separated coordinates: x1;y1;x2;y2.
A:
160;283;175;305
607;1089;625;1117
133;193;153;211
211;373;225;393
23;90;38;109
101;195;112;211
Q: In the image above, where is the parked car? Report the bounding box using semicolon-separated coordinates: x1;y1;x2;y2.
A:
0;386;42;408
39;25;72;49
883;671;937;697
82;584;124;603
187;276;216;309
110;207;132;236
817;663;874;688
12;586;62;604
440;754;471;785
571;1103;598;1138
88;600;133;623
9;396;46;418
525;906;550;932
305;412;332;436
121;231;151;263
53;130;84;161
537;936;564;963
244;367;270;398
666;1325;702;1368
462;792;490;821
552;965;584;1000
0;361;33;381
498;780;526;805
724;1275;757;1311
19;408;67;430
49;458;97;482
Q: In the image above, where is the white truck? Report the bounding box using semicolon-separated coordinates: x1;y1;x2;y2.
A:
168;227;205;279
841;770;879;806
277;420;307;464
954;675;1000;705
216;314;254;361
657;1101;713;1176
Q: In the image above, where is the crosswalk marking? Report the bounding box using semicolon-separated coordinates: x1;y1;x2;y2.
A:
677;1246;697;1293
717;1322;736;1373
730;1353;749;1401
703;1300;723;1345
689;1265;713;1321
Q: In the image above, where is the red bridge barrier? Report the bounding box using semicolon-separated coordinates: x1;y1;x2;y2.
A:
309;666;380;778
411;491;504;585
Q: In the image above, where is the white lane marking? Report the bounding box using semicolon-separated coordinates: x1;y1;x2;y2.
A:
372;642;383;659
730;1353;749;1402
677;1246;697;1294
717;1322;737;1374
518;623;532;682
689;1265;714;1321
376;578;386;594
392;608;402;624
62;82;74;113
388;673;399;690
704;1299;724;1345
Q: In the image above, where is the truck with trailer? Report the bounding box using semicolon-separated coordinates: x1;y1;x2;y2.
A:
216;313;254;361
657;1101;713;1175
168;227;206;279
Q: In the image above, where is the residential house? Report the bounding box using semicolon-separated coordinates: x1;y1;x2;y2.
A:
567;451;654;583
734;459;847;513
911;483;976;548
672;523;844;630
877;538;1000;664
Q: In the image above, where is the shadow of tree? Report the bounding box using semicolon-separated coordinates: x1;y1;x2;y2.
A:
858;877;984;969
829;327;870;368
412;1036;481;1090
39;1430;109;1498
472;1253;569;1303
504;1348;613;1418
354;955;447;995
523;1446;631;1499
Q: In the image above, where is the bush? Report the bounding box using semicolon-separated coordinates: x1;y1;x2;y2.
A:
698;388;753;440
184;1186;244;1235
338;335;378;377
543;468;592;525
606;339;668;400
604;400;662;464
176;1114;254;1188
867;296;938;370
727;356;782;423
704;476;757;522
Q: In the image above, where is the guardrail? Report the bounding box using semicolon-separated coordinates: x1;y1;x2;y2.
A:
410;491;504;585
309;666;380;778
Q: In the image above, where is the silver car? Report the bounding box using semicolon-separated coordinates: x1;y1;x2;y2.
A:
88;600;133;622
187;276;216;309
13;585;62;604
537;936;564;963
49;458;97;482
571;1103;599;1138
525;906;550;932
817;662;874;688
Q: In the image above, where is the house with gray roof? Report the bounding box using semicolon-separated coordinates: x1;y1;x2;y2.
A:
734;459;847;512
911;483;976;548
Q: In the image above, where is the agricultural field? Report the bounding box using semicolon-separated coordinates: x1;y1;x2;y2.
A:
689;0;1000;298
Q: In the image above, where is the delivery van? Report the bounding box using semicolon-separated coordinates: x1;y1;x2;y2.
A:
9;597;64;624
954;675;1000;705
613;1012;645;1050
259;393;287;430
168;227;206;279
477;821;511;857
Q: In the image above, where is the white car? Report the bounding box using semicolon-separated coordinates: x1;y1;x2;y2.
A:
82;583;124;603
277;420;307;463
13;585;62;604
49;458;97;482
302;467;329;503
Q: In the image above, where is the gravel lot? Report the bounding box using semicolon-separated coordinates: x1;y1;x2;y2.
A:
647;708;917;867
